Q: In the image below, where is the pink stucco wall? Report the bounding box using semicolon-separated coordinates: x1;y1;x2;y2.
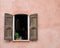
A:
0;0;60;48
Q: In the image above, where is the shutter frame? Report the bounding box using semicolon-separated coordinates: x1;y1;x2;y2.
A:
30;13;38;41
4;13;13;40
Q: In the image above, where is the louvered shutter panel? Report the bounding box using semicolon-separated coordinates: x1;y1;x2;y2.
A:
4;13;13;40
30;14;38;41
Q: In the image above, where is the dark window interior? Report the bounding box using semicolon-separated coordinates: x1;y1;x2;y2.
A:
14;14;28;40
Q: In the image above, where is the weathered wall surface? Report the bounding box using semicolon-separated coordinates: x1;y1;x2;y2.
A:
0;0;60;48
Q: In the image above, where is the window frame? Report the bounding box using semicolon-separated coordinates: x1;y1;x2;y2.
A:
13;15;30;41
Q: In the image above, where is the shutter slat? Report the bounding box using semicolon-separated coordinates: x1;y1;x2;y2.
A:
30;14;38;41
4;13;13;40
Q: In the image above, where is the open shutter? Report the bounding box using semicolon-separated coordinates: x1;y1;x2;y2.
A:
4;13;13;40
30;14;38;41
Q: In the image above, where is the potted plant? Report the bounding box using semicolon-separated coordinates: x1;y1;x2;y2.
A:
15;32;19;40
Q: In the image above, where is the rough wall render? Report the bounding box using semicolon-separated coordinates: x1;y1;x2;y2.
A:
0;0;60;48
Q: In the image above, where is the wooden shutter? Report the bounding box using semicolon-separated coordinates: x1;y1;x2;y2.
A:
4;13;13;40
30;14;38;41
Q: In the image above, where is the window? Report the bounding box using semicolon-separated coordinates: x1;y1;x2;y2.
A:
13;14;29;41
4;13;38;41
